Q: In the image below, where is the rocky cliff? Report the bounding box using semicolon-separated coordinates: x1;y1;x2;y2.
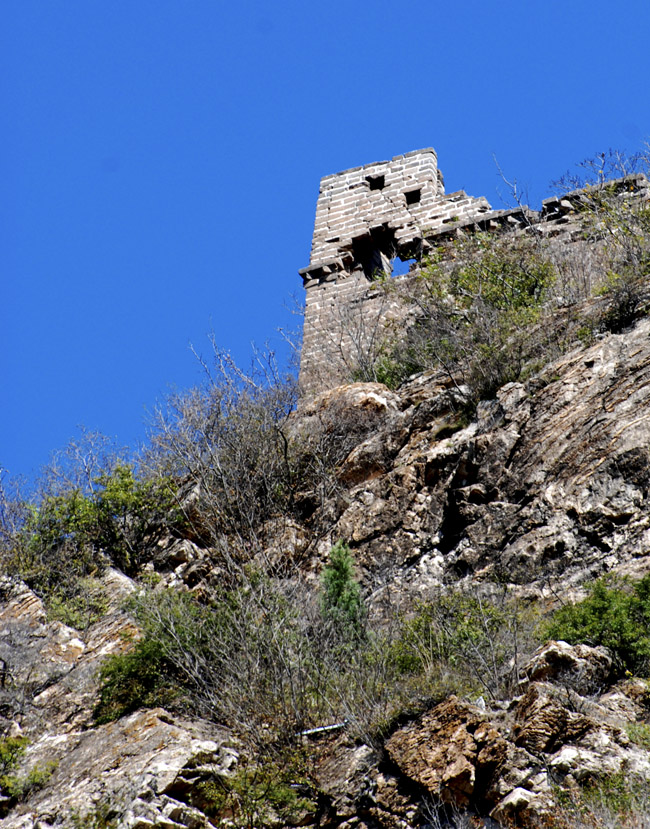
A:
3;303;650;826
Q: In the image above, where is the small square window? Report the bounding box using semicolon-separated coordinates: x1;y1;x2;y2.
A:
405;189;421;205
367;175;385;191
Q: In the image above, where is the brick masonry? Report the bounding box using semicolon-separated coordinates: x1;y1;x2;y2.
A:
298;148;650;396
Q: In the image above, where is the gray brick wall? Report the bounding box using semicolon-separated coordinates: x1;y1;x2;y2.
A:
298;148;492;394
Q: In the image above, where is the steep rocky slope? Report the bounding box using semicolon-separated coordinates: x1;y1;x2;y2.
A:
299;315;650;600
3;315;650;826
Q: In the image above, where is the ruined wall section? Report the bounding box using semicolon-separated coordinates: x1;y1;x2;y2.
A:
309;148;443;269
299;148;491;395
301;148;491;282
300;270;409;395
298;147;650;397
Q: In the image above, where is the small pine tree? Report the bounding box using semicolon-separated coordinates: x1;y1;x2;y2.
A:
320;541;364;641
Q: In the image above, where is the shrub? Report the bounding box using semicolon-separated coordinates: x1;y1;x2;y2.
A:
147;346;297;566
94;635;179;724
598;266;645;333
0;736;57;816
547;771;650;828
95;581;322;742
389;588;534;700
95;572;541;754
377;231;558;405
545;575;650;675
626;721;650;751
361;149;650;402
88;464;180;574
0;736;28;789
191;750;317;828
46;576;108;630
0;438;180;622
320;541;365;643
554;150;650;333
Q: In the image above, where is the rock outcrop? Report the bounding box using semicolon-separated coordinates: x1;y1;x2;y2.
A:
301;316;650;603
3;313;650;825
0;576;239;828
383;642;650;825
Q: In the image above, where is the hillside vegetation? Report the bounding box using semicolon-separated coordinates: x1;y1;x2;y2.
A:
2;152;650;826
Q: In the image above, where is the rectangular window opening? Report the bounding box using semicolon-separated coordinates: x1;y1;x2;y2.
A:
405;189;421;205
367;175;385;191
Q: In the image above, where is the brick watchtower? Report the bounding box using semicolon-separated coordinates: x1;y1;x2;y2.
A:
298;149;490;394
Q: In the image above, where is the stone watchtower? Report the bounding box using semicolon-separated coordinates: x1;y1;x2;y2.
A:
298;148;491;395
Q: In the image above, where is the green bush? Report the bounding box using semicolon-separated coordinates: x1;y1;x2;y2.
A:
0;736;28;790
549;770;650;828
366;150;650;402
598;266;645;333
388;589;532;700
378;232;557;403
626;721;650;750
87;464;180;574
46;576;108;630
0;736;57;816
1;455;180;623
94;635;180;724
320;541;365;643
192;750;316;828
545;575;650;675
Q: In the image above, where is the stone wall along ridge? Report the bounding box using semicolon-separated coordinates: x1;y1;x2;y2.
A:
297;146;650;396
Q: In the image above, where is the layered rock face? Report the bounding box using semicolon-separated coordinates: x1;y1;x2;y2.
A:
304;315;650;602
3;314;650;824
384;641;650;826
0;575;239;828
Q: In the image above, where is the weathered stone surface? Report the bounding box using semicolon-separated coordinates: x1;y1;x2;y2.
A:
0;575;239;828
385;696;510;810
375;640;650;823
4;708;233;828
513;683;593;754
381;668;650;824
296;316;650;599
524;640;613;694
312;736;377;821
0;574;138;735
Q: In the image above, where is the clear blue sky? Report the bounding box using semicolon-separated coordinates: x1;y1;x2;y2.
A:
3;1;649;481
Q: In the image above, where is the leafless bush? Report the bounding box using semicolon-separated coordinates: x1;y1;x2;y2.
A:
289;394;394;531
552;148;649;193
146;343;298;572
552;149;650;333
307;275;401;390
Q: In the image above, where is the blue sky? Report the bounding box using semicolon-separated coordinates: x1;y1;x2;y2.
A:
3;1;649;482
